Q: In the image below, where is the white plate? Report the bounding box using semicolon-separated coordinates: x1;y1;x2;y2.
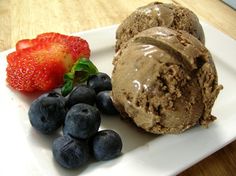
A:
0;22;236;176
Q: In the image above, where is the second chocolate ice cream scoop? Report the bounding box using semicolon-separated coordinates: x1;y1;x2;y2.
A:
116;2;205;51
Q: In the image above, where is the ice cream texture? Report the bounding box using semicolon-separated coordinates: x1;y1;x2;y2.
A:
116;2;205;51
112;27;222;134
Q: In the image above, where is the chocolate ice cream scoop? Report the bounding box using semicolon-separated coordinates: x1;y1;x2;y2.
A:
116;2;205;51
112;27;222;134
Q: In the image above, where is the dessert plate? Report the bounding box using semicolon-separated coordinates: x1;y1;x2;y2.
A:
1;22;236;176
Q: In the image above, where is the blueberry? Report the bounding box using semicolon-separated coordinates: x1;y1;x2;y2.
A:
92;130;122;161
87;72;112;93
63;103;101;139
66;85;96;109
52;135;89;169
28;92;66;134
96;91;118;115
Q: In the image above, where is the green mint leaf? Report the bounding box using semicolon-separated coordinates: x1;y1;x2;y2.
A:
73;58;98;74
61;79;73;96
64;72;74;80
61;58;99;96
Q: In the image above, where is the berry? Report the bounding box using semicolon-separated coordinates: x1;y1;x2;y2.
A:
52;135;89;169
28;92;66;134
87;72;112;93
66;85;96;109
96;91;118;115
63;104;101;139
6;32;90;92
92;130;122;161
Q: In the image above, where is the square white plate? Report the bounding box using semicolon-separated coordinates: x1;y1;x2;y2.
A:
0;22;236;176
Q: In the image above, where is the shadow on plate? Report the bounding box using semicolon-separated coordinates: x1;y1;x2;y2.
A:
7;85;44;105
28;127;62;149
51;155;123;176
101;114;157;153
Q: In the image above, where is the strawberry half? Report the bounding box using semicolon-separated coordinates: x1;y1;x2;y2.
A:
6;32;90;92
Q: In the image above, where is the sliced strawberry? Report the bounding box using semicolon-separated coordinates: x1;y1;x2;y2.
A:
6;33;90;92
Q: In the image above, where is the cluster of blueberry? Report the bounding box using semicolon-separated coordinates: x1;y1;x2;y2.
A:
28;73;122;169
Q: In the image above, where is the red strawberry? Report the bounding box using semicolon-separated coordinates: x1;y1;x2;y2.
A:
6;33;90;92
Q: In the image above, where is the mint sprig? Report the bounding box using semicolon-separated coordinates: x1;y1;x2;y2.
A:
61;58;98;96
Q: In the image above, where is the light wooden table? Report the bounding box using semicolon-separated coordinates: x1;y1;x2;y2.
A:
0;0;236;175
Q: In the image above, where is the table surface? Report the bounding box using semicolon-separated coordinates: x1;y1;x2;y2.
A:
0;0;236;175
